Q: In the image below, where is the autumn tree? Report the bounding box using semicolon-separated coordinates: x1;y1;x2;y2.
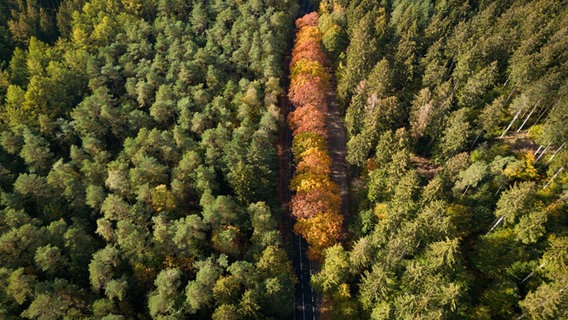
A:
287;12;343;261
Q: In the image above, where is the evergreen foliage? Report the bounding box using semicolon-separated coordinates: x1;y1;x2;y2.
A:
0;0;299;318
0;0;567;319
315;0;568;318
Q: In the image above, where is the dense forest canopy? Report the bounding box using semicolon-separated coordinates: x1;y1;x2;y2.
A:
313;0;567;319
0;0;567;319
0;0;300;318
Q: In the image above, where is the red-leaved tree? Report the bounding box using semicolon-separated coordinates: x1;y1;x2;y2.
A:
290;187;341;219
296;12;319;28
288;73;328;109
288;104;327;137
288;12;343;261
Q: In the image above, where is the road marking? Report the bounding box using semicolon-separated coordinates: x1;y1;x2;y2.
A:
299;237;303;270
302;292;306;320
313;305;315;320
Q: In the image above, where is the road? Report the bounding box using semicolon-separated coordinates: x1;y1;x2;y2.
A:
279;83;320;320
327;80;349;217
280;4;320;319
278;62;319;320
299;0;315;15
291;233;318;320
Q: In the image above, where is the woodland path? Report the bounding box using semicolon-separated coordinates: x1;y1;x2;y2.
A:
327;80;349;217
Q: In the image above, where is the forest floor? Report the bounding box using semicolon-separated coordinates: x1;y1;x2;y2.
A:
500;130;540;154
410;130;542;182
412;154;441;180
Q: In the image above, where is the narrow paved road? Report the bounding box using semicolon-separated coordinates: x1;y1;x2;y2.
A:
327;81;349;217
280;5;326;319
279;61;319;320
291;233;318;320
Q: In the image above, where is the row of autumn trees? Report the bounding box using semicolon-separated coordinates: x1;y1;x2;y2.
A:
288;12;343;261
310;0;567;319
0;0;301;319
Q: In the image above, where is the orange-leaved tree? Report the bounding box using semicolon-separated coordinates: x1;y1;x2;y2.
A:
294;211;344;261
295;11;319;28
291;38;326;66
288;104;327;137
288;12;343;261
295;147;332;176
288;73;328;109
290;187;341;220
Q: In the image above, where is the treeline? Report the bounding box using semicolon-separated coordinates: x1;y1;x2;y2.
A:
288;12;342;261
0;0;300;318
313;0;567;319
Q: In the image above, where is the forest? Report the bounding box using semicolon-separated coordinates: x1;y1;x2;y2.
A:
0;0;566;319
0;0;299;318
312;0;567;319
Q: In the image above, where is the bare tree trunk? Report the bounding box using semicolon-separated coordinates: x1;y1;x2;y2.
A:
470;131;482;149
487;215;505;235
503;73;512;87
504;83;517;104
534;100;554;125
547;142;565;164
521;262;547;283
494;185;503;196
543;166;564;190
517;99;540;132
451;78;460;95
461;185;471;198
534;145;543;157
500;109;522;138
536;143;551;161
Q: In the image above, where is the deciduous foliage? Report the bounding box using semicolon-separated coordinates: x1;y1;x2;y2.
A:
0;0;566;318
294;211;344;261
288;12;343;261
288;104;327;137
